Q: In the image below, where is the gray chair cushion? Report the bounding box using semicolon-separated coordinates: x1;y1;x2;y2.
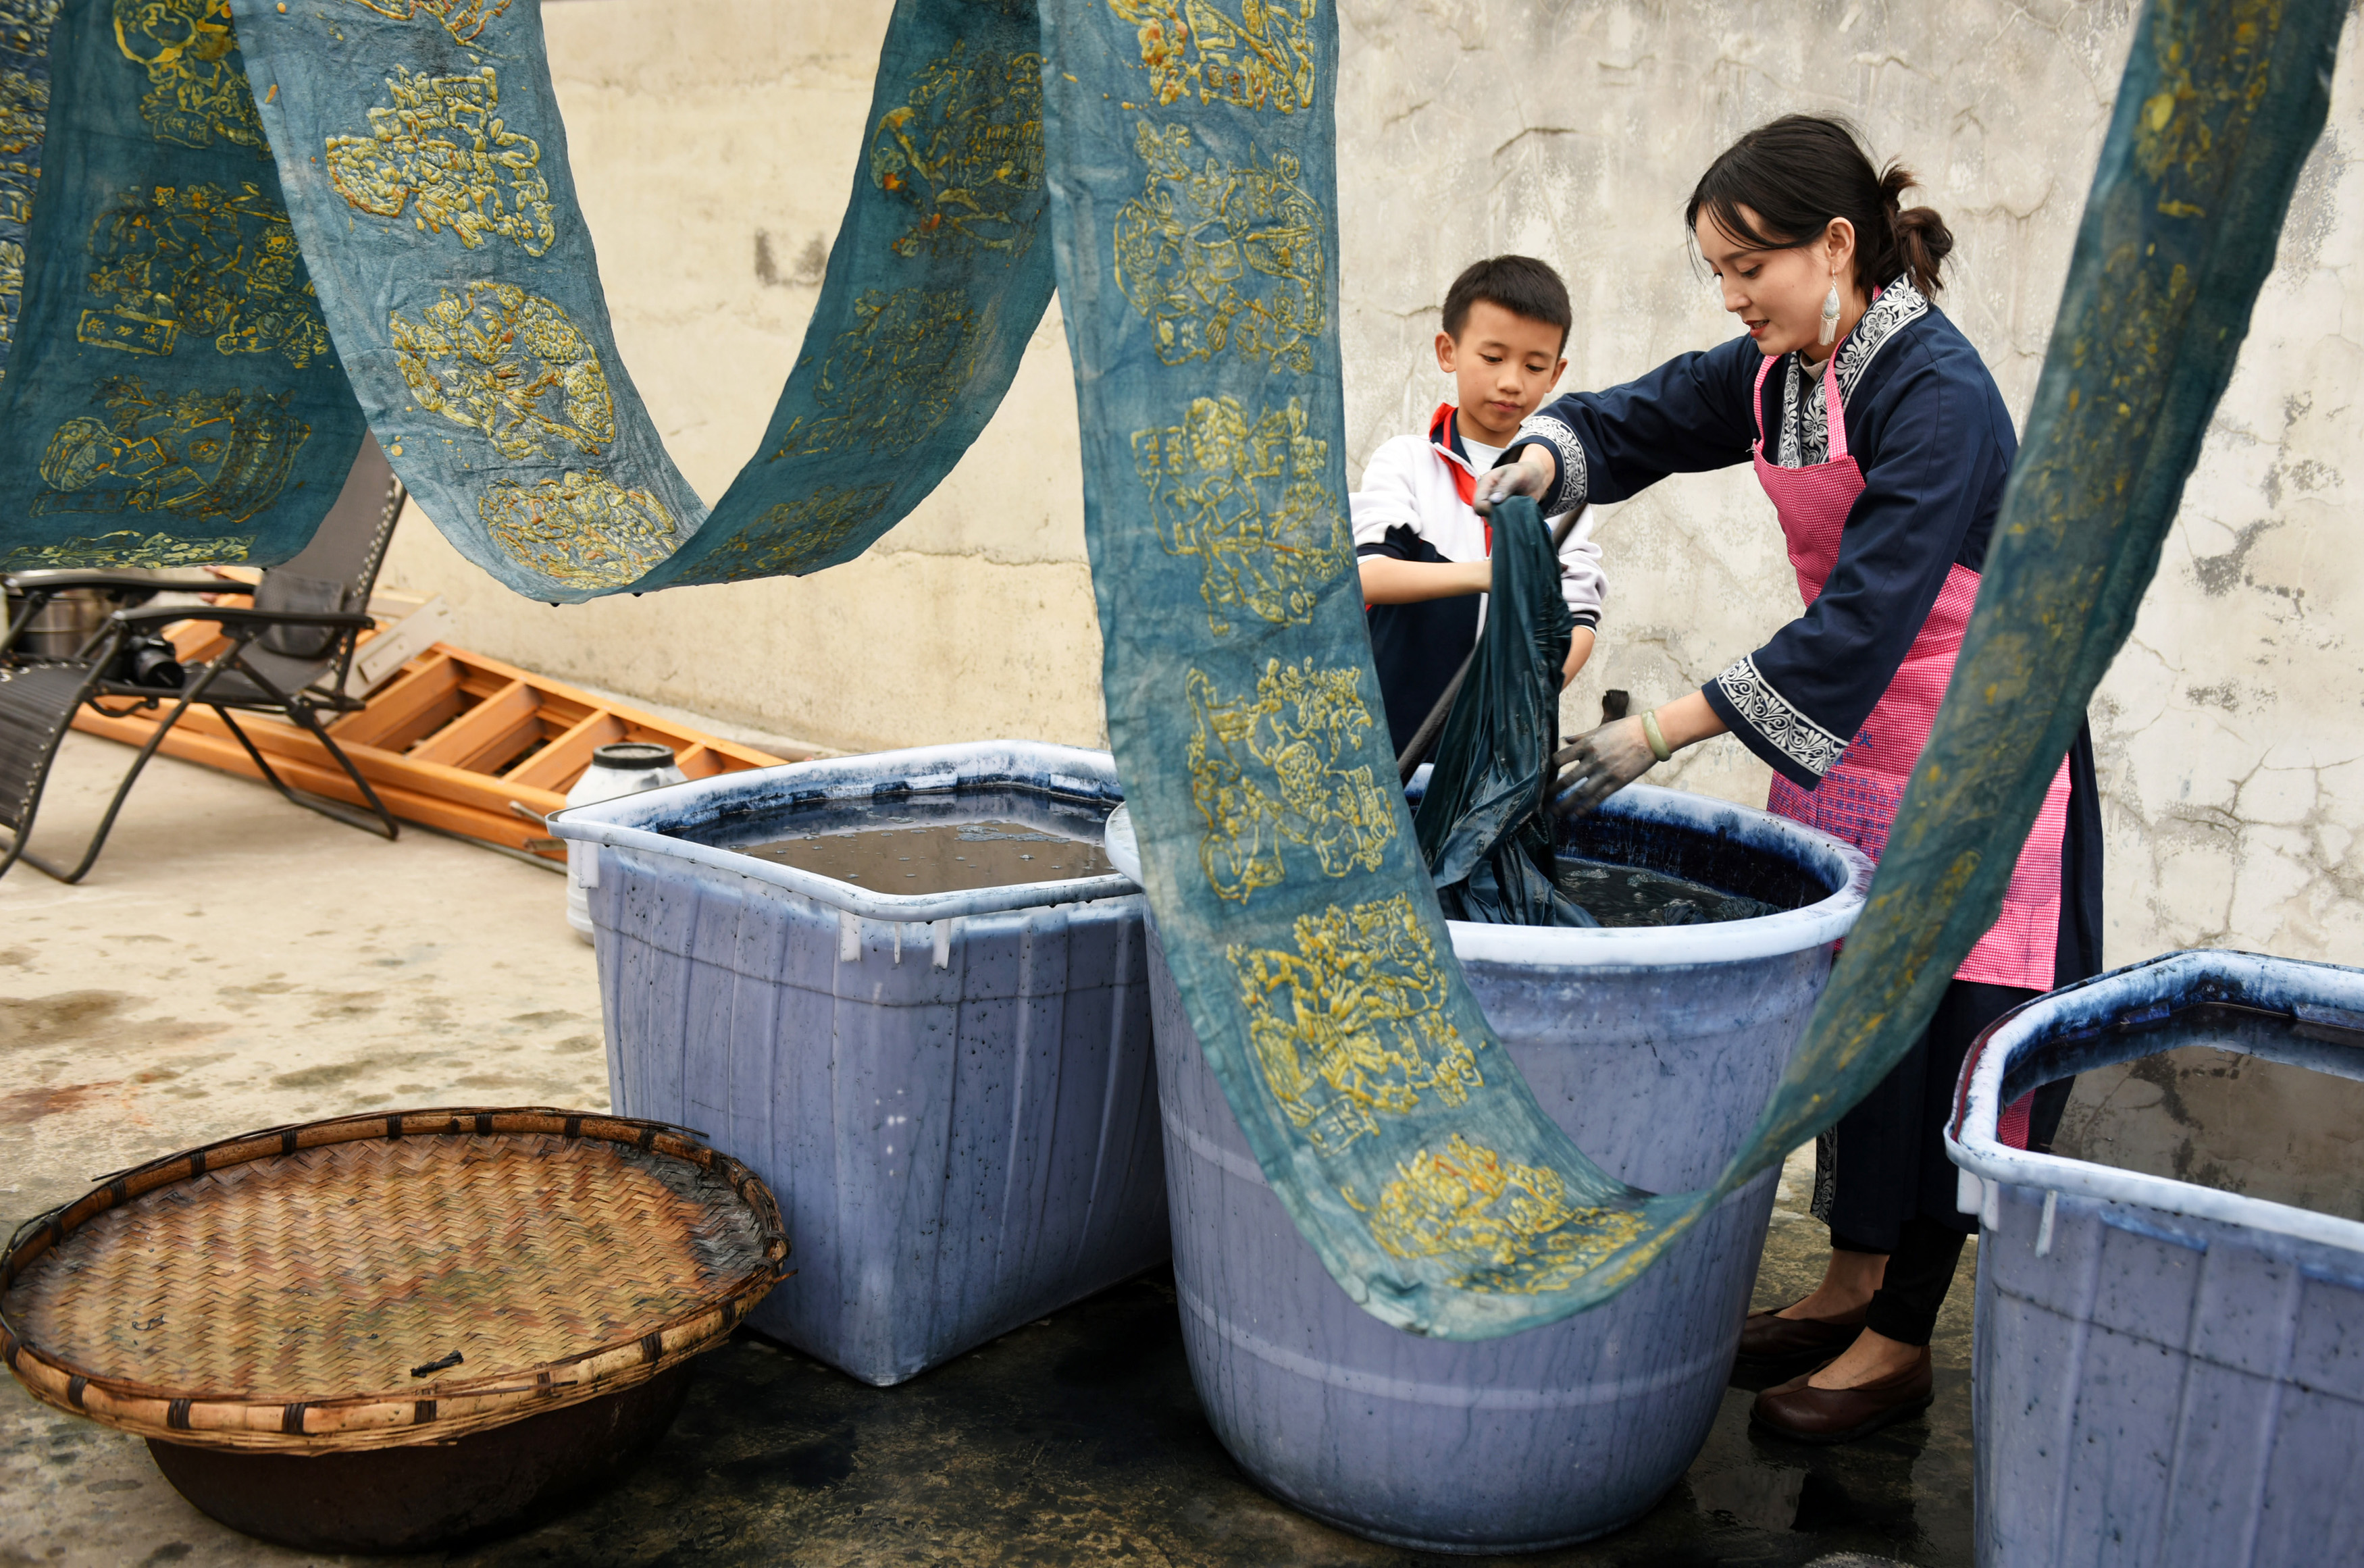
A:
0;665;89;830
251;571;353;660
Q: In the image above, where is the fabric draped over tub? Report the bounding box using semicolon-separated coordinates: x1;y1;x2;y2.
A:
0;0;2342;1338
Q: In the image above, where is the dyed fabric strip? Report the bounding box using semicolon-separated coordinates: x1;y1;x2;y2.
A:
228;0;1053;600
0;0;59;378
1035;0;1705;1337
1;0;2328;1336
0;0;363;571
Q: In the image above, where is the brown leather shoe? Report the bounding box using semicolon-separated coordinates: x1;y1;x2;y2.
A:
1735;1299;1866;1369
1749;1347;1934;1444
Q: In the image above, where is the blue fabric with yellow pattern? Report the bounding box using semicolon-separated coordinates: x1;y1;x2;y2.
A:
226;0;1052;601
0;0;363;572
228;0;1682;1334
1034;0;1687;1338
1;0;2332;1338
0;0;61;381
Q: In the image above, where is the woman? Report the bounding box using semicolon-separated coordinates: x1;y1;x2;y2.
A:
1478;115;2103;1444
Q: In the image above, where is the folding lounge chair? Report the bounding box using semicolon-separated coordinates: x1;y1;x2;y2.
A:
0;436;409;883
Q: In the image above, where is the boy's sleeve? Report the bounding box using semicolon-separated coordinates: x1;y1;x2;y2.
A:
1548;506;1605;628
1350;436;1424;557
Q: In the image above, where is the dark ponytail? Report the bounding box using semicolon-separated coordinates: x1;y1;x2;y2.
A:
1684;115;1953;298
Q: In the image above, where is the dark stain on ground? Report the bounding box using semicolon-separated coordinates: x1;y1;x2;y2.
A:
308;990;386;1020
712;1426;860;1490
0;991;131;1049
442;1259;1963;1568
0;1080;124;1126
269;1061;373;1091
0;991;219;1055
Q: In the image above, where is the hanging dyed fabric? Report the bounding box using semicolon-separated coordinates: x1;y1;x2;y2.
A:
227;0;1052;600
0;0;365;571
0;0;59;379
1410;495;1595;928
0;0;2330;1338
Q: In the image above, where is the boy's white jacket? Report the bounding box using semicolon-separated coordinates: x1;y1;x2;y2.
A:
1349;417;1608;632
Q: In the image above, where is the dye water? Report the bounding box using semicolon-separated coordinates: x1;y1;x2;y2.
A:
727;790;1116;895
1553;857;1779;928
2048;1005;2364;1224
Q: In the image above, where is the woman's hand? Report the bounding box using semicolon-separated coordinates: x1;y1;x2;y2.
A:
1470;446;1557;516
1548;716;1660;819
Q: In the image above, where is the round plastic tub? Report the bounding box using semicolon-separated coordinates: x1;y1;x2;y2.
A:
1106;781;1870;1552
1946;949;2364;1568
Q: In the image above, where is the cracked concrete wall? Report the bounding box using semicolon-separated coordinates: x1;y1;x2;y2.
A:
382;0;2362;971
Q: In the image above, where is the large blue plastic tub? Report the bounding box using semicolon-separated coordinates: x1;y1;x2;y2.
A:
1106;783;1870;1552
550;741;1168;1386
1947;950;2364;1568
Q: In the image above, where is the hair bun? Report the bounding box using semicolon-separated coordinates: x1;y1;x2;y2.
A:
1891;203;1955;295
1877;160;1915;214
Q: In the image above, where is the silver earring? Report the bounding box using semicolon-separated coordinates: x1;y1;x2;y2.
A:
1818;281;1842;346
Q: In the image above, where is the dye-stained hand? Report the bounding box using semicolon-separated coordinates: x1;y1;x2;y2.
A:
1468;446;1556;516
1549;716;1658;819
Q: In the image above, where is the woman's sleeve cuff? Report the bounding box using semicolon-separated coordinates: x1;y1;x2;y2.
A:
1701;656;1845;789
1504;415;1591;515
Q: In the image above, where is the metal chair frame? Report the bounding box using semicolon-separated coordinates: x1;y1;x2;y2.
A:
0;461;407;884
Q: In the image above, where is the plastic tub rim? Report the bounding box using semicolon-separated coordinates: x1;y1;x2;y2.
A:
1945;947;2364;1259
549;739;1141;923
1102;783;1872;970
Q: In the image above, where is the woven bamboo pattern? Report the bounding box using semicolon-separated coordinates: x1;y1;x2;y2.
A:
0;1108;787;1452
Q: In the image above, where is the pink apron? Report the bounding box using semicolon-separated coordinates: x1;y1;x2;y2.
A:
1750;349;2070;991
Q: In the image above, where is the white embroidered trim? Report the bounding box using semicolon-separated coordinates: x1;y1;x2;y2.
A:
1775;273;1930;469
1514;414;1588;514
1714;653;1848;777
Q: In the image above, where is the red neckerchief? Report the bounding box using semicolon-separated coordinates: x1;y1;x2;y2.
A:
1429;402;1491;555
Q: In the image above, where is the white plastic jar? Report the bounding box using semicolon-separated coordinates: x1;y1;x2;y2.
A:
561;743;686;943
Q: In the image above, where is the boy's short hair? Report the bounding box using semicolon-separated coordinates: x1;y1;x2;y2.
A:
1441;255;1572;350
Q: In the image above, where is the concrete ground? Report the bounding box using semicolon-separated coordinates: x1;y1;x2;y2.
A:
2;735;1970;1568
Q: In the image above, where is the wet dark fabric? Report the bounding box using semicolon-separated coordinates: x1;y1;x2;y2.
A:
1410;496;1593;927
1817;979;2035;1254
1360;526;1479;756
2057;721;2106;988
0;0;364;571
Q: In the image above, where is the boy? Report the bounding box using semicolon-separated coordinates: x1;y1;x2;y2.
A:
1354;255;1603;755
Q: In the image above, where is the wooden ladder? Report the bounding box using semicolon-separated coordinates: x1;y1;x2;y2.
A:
72;639;793;860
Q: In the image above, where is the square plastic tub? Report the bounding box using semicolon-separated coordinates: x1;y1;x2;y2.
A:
1947;949;2364;1567
550;741;1168;1385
